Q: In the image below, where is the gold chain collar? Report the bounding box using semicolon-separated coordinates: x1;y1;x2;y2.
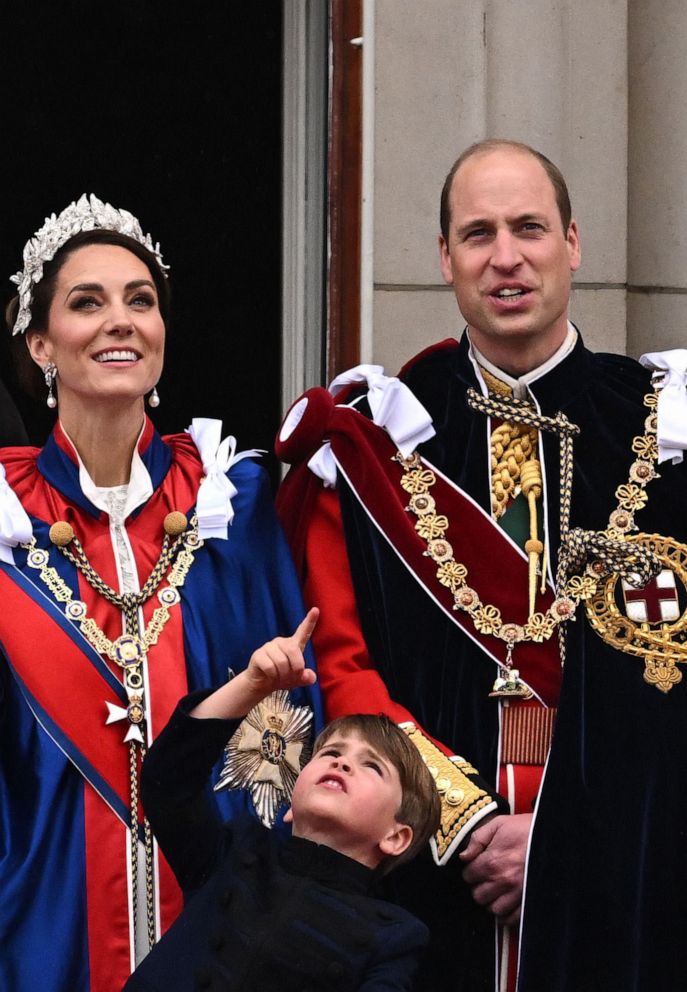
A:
22;512;201;681
396;387;663;695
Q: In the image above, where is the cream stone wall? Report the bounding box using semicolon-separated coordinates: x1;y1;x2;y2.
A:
628;0;687;355
369;0;684;371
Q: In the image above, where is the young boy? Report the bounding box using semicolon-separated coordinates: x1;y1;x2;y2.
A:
124;608;440;992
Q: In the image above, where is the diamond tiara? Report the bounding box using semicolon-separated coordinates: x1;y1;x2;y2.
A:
9;193;169;336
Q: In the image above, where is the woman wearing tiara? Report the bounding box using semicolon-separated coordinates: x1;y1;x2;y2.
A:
0;196;322;992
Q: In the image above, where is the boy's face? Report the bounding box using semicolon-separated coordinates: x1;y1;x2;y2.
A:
285;731;412;869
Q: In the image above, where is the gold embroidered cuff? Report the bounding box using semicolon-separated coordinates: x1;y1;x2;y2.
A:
401;723;500;866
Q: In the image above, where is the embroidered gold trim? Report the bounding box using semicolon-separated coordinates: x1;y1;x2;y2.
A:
402;723;492;859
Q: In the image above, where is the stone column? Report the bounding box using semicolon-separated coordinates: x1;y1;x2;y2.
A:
628;0;687;356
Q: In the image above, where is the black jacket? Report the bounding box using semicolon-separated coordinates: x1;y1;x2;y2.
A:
124;693;428;992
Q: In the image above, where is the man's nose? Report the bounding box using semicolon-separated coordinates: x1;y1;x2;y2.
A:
490;231;522;270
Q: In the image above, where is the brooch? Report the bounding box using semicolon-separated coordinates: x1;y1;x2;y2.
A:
214;690;313;827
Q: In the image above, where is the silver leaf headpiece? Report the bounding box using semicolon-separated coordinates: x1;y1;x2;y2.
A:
9;193;169;336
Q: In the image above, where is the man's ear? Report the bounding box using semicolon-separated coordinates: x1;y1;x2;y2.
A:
438;235;454;286
566;218;582;273
283;806;293;824
379;822;413;859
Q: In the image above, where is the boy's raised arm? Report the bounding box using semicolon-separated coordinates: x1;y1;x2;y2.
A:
189;607;319;720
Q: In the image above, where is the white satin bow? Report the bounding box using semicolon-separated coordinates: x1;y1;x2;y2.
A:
186;419;264;539
639;350;687;464
0;463;33;564
308;364;436;487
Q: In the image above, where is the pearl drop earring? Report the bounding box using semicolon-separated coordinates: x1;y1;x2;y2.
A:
44;363;57;409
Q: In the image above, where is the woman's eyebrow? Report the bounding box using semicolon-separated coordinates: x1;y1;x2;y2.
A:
66;279;156;299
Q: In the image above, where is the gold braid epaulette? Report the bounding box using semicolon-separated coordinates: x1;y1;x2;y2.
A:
401;723;497;862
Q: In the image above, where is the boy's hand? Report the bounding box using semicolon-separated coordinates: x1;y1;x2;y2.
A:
244;607;319;695
189;608;319;721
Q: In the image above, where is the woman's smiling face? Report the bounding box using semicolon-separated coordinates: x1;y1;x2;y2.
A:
27;243;165;410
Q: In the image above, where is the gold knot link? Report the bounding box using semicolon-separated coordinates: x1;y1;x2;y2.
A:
520;459;542;498
49;521;74;547
559;527;661;588
163;511;188;537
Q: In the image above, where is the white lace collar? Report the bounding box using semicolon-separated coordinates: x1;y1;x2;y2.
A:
60;420;153;522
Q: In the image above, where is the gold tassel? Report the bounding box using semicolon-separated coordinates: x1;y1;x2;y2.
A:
520;459;544;616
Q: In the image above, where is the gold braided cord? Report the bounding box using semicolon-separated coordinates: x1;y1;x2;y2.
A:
61;531;180;609
24;517;201;667
466;387;581;439
490;422;539;518
143;759;156;949
128;741;141;940
479;368;547;613
478;368;541;521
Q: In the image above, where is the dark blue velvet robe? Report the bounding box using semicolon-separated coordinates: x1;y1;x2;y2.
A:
333;334;687;992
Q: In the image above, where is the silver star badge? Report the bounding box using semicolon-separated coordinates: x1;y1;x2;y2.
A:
214;690;313;827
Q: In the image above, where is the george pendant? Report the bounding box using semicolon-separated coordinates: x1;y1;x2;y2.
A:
489;668;534;699
489;639;533;699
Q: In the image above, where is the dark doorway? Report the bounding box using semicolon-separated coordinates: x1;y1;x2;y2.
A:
0;1;283;480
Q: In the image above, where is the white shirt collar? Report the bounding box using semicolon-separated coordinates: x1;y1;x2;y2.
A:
60;420;154;522
469;323;578;400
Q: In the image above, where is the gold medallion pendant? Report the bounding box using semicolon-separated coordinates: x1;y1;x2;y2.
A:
586;533;687;692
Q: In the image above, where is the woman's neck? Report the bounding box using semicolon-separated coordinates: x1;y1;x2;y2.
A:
57;396;146;487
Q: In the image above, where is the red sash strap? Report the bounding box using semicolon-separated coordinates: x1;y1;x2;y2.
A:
279;391;561;706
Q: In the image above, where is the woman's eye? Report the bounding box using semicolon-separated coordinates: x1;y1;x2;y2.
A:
130;293;155;308
71;296;99;310
321;748;340;758
366;761;383;775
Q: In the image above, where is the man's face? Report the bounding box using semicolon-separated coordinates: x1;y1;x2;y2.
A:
439;148;581;367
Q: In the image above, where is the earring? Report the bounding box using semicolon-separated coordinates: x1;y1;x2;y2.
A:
44;363;57;409
148;386;160;408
